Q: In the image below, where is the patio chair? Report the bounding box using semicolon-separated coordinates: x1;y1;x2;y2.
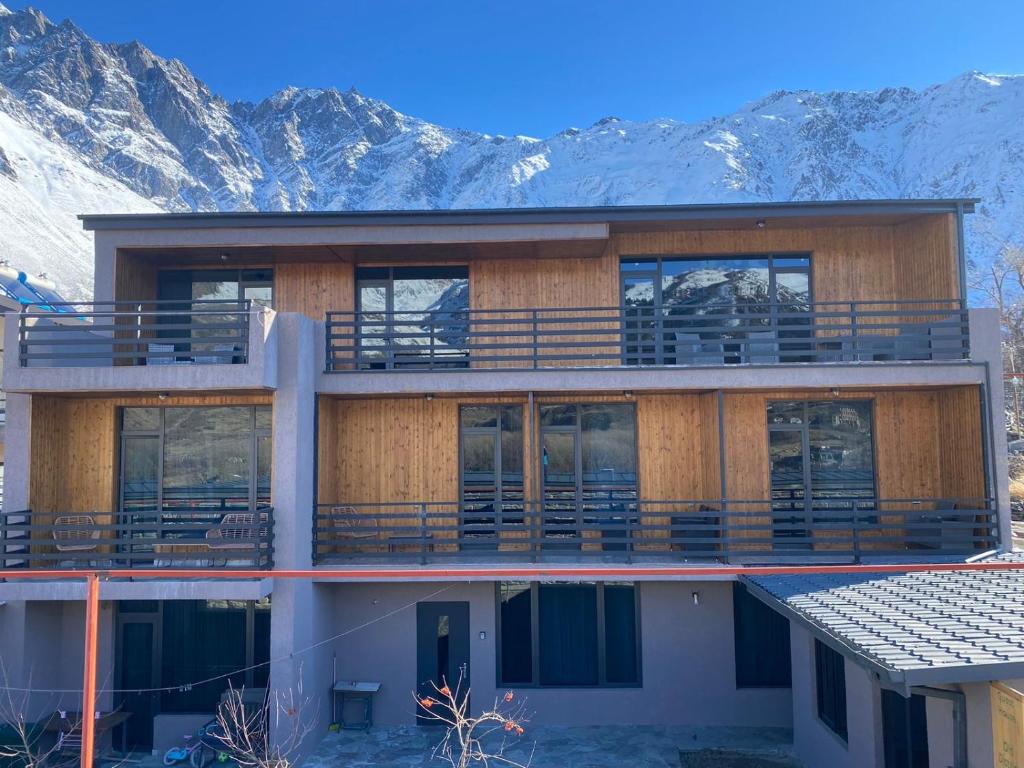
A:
330;506;382;554
52;515;100;566
205;512;269;565
145;341;178;365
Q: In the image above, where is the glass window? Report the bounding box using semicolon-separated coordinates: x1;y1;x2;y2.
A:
815;639;848;741
157;599;270;713
499;583;533;684
163;407;251;511
460;405;524;542
354;266;469;366
158;268;274;309
767;400;876;523
123;408;160;431
120;406;272;513
733;583;791;688
497;582;639;687
539;585;598;685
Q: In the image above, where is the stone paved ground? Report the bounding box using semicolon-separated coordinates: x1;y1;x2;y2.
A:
303;725;799;768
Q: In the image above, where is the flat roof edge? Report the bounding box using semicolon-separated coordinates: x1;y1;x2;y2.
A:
79;199;980;231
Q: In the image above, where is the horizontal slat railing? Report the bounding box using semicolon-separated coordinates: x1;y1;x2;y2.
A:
18;299;252;367
0;506;274;569
325;299;969;371
313;498;996;564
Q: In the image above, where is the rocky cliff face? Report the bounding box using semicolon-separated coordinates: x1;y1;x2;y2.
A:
0;3;1021;298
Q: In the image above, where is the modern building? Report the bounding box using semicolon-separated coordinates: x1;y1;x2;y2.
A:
0;199;1019;767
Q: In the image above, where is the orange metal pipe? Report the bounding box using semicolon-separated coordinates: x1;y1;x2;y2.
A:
80;573;100;768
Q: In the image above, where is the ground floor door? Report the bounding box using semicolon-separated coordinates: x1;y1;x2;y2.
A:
882;690;929;768
115;605;161;751
416;601;470;724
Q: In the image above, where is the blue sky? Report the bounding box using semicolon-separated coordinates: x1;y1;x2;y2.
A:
10;0;1024;137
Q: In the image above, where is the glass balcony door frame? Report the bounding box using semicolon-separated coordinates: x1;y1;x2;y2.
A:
117;406;272;564
767;399;878;544
620;253;812;365
538;403;639;548
458;405;524;547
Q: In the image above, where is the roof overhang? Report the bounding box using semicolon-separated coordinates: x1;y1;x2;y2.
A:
740;570;1024;689
79;199;978;233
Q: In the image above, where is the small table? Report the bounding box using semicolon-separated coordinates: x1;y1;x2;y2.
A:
331;681;381;731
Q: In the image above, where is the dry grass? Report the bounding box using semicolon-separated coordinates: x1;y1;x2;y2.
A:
1012;477;1024;501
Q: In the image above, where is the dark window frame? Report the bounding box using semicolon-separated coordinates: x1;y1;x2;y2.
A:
118;405;273;515
458;405;526;542
495;581;642;689
619;253;813;309
815;638;849;742
157;267;274;308
767;399;879;536
733;583;792;689
355;265;469;313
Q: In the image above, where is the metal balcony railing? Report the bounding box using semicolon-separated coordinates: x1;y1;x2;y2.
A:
325;299;969;371
0;506;274;569
17;299;252;367
313;498;996;565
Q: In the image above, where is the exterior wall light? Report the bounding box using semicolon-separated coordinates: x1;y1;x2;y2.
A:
692;591;700;606
479;631;487;641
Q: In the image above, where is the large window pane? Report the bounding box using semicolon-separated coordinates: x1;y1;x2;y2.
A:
121;435;159;515
604;584;638;684
733;583;791;687
163;407;252;510
497;582;640;687
815;639;848;741
355;266;469;364
499;583;532;684
538;585;598;685
581;405;637;492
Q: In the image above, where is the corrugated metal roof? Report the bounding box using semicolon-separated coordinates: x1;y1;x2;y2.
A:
78;198;979;231
743;554;1024;686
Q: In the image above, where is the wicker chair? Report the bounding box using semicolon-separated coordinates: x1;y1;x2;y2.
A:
205;512;269;565
52;515;100;566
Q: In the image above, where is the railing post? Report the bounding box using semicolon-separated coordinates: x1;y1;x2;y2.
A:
852;501;862;564
532;310;539;369
420;503;428;565
849;302;858;361
429;320;436;370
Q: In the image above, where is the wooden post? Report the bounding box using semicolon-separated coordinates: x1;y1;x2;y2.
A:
80;573;100;768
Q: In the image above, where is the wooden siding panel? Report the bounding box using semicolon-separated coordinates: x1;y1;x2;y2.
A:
892;213;961;302
275;261;354;320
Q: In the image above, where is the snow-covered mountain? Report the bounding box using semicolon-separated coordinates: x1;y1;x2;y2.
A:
0;3;1021;299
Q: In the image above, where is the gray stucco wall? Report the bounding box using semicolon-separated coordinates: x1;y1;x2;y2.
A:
789;624;883;768
0;600;115;722
324;580;792;729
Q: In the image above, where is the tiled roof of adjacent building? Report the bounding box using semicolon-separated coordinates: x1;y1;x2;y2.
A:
743;555;1024;686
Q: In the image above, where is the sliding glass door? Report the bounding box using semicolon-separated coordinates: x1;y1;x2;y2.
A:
459;406;524;548
539;404;638;549
768;401;876;544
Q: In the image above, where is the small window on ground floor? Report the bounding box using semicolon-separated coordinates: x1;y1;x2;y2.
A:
497;581;639;687
733;583;791;688
815;639;848;741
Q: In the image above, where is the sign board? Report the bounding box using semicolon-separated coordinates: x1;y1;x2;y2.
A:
993;682;1024;768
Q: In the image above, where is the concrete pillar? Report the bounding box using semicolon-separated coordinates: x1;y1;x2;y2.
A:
969;308;1011;550
266;313;328;755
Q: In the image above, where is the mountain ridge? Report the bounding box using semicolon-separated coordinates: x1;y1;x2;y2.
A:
0;4;1021;298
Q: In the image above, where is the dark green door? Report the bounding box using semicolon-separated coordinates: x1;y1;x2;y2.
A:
416;602;470;725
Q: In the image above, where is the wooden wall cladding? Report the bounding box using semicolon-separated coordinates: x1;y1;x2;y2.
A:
613;217;960;304
320;392;718;504
113;253;157;303
276;262;354;320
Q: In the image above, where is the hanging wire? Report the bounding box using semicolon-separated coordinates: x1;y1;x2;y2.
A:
0;584;454;696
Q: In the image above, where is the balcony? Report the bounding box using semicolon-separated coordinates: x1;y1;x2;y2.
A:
312;497;996;565
5;300;277;393
325;299;968;372
0;505;274;570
